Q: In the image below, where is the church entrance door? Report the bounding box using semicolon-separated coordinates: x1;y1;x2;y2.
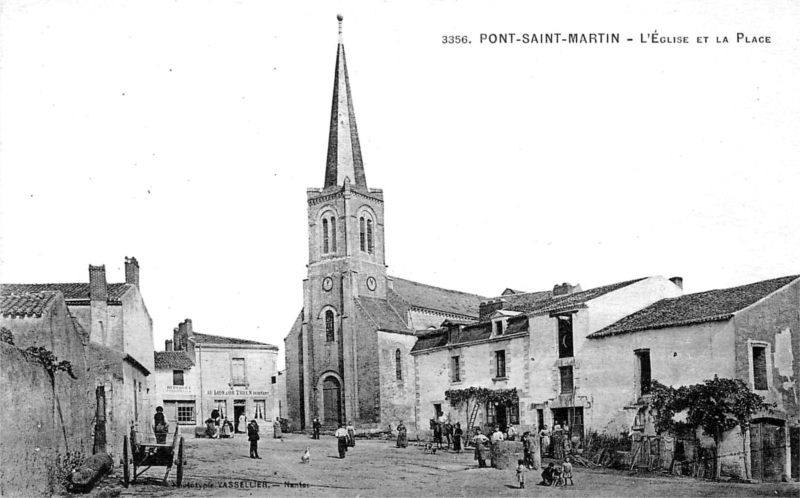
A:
322;377;342;426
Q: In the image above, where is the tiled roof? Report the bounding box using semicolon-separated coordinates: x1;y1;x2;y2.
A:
1;283;130;303
154;351;195;369
355;297;410;333
590;275;800;339
389;276;486;317
191;332;277;349
411;315;529;353
0;291;58;318
89;342;151;375
507;278;646;316
495;290;552;310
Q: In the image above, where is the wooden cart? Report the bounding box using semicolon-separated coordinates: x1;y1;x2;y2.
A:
122;425;184;487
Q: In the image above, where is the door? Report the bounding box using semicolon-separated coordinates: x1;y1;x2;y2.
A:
323;377;342;425
234;400;246;433
751;419;786;482
94;386;106;454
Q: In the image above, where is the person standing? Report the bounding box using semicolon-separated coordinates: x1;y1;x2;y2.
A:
522;432;533;469
433;421;443;449
491;426;505;442
247;419;261;459
516;459;526;489
539;425;551;459
453;422;463;452
443;421;453;449
273;416;283;439
153;406;168;444
506;424;518;441
396;421;408;448
238;413;247;434
335;424;349;458
346;421;356;447
473;429;490;468
312;417;321;440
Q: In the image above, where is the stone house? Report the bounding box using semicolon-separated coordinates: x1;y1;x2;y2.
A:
585;274;800;482
411;276;684;437
0;290;93;495
3;257;156;409
156;319;279;433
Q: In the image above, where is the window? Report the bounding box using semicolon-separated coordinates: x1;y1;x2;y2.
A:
636;349;651;396
495;350;506;378
496;321;504;335
173;369;184;386
254;399;266;420
330;217;337;252
752;345;768;390
560;366;574;393
451;356;461;382
395;349;402;380
215;399;227;419
508;402;520;425
325;310;335;342
232;358;246;385
322;218;329;253
271;376;277;384
557;314;574;358
177;402;195;425
486;402;496;425
367;219;374;254
359;217;366;251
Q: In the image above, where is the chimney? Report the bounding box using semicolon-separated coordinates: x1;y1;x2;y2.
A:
89;265;108;301
479;299;507;320
553;282;573;297
669;276;684;289
165;339;174;352
125;256;140;288
173;327;181;350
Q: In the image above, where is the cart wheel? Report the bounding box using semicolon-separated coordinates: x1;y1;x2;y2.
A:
176;437;184;486
122;435;130;488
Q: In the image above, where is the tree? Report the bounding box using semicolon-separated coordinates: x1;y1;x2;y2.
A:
650;376;771;479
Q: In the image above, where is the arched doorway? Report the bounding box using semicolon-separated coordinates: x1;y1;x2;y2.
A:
322;376;342;426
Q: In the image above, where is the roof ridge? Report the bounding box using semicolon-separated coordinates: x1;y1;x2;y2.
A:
389;275;487;299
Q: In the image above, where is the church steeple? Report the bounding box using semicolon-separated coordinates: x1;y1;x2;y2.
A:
324;14;367;190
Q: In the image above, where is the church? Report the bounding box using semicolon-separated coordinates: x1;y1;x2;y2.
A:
283;15;486;433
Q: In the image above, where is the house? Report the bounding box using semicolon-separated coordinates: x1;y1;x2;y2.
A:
3;257;156;398
2;257;155;468
411;276;684;435
155;319;279;433
585;275;800;482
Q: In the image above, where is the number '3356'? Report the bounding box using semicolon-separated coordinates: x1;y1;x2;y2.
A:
442;36;470;44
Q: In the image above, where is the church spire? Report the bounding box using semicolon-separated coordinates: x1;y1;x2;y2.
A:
324;14;367;190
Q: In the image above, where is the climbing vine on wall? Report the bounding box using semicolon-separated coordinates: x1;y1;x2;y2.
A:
23;346;77;379
445;387;519;408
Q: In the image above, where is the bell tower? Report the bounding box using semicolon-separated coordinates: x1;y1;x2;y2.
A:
300;15;388;427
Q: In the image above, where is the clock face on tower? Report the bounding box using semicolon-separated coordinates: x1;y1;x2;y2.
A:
366;276;377;291
322;276;333;292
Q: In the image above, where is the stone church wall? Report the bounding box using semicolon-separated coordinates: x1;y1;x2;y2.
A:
377;331;417;434
284;312;304;429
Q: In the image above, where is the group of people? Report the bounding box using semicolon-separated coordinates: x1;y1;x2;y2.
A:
203;409;237;439
538;422;577;459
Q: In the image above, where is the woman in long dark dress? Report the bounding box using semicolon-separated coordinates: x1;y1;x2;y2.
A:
396;421;408;448
453;422;463;452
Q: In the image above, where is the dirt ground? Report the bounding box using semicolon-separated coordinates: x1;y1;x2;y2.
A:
91;433;797;498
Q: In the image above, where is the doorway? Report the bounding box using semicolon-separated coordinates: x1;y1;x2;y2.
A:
234;400;246;433
551;407;584;441
94;386;106;454
751;419;786;482
323;377;342;426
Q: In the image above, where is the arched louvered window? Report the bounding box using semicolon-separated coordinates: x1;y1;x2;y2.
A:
330;217;337;252
359;217;366;252
322;218;329;253
395;349;402;380
367;219;374;254
325;310;335;342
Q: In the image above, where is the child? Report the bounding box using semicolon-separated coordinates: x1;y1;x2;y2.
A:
561;457;574;486
516;459;526;489
551;465;563;487
540;462;555;486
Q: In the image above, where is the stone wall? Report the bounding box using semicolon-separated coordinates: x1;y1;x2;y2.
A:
284;312;304;429
377;332;417;433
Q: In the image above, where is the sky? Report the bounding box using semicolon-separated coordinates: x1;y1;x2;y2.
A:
1;0;798;370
